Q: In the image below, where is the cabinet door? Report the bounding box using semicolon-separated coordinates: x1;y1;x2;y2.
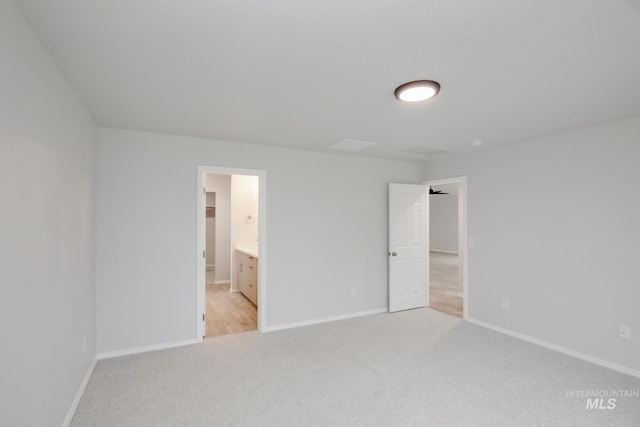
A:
246;256;258;305
236;251;248;294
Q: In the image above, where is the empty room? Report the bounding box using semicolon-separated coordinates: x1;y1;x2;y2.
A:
2;1;640;426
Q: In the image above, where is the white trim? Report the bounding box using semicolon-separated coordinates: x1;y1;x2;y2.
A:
430;249;459;255
97;338;199;360
214;280;230;285
197;166;267;342
62;357;97;427
423;176;468;320
466;317;640;379
263;308;388;332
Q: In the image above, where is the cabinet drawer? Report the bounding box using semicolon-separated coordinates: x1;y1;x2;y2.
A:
248;257;258;285
236;250;258;305
246;280;257;305
246;256;258;305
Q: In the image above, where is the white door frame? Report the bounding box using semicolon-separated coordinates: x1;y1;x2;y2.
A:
197;165;267;340
422;176;468;320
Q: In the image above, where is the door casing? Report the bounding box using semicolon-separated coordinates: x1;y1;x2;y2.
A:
197;165;267;340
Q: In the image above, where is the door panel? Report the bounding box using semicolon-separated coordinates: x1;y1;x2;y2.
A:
389;183;428;312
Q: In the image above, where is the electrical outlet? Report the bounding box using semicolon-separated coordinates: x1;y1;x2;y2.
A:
350;287;356;297
501;298;509;310
619;325;631;340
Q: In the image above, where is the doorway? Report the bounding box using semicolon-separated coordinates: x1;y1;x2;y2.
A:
424;177;467;319
197;166;267;341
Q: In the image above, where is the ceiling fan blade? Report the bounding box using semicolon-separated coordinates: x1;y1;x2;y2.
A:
429;188;450;195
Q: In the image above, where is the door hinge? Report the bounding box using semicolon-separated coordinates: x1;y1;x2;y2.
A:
203;187;206;195
203;250;206;258
202;314;205;321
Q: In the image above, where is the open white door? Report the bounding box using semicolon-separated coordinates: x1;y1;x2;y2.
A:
388;183;429;312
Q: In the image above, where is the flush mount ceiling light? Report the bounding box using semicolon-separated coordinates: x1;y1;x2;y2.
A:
394;80;441;102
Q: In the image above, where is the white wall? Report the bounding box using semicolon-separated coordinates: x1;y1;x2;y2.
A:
205;174;231;283
232;175;260;247
422;116;640;372
429;195;458;253
0;1;97;425
96;127;421;353
230;175;259;291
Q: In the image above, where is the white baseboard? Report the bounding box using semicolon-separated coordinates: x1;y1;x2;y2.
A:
214;280;229;285
62;357;97;427
466;317;640;379
97;338;199;360
430;249;458;254
263;308;388;332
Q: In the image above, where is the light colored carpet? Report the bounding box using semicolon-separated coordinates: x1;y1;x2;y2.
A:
72;309;640;426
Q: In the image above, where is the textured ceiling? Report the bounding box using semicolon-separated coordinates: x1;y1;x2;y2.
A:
14;0;640;161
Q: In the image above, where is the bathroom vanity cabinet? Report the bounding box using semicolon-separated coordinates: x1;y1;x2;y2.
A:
236;249;258;306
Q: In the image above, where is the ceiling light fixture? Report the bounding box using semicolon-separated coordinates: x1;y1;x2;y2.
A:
394;80;441;102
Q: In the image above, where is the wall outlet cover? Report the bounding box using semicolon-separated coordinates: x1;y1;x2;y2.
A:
619;325;631;340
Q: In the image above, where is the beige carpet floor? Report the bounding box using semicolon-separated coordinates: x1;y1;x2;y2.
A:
72;308;640;426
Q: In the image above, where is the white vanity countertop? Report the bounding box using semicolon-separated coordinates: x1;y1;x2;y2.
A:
236;245;258;258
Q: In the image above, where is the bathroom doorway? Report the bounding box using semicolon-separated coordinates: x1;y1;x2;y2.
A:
197;166;266;340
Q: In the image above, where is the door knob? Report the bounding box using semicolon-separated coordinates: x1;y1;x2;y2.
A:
390;252;397;256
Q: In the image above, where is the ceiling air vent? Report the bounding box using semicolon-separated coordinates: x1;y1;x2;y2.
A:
401;147;451;159
329;139;377;152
